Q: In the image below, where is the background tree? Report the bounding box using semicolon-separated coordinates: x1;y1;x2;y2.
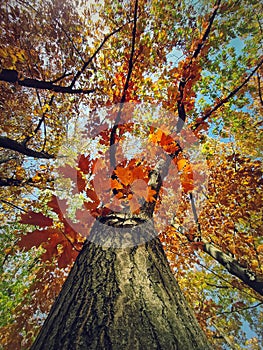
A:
0;0;262;349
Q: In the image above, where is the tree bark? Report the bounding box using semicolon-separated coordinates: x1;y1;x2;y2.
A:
31;218;212;350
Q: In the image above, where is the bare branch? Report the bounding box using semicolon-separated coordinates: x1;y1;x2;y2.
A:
0;178;24;187
0;199;27;212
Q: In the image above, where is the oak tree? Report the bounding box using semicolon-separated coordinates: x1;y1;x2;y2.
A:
0;0;262;349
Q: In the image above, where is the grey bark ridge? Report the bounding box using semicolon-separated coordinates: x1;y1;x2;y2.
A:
31;219;212;350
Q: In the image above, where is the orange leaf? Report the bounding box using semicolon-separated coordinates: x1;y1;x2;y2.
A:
177;158;194;193
114;167;133;186
132;165;147;180
177;158;188;171
110;178;123;190
149;129;163;144
147;187;156;202
181;180;194;193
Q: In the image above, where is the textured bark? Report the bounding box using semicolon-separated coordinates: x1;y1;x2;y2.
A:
31;219;212;350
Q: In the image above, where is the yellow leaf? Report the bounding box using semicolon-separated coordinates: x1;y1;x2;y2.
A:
4;247;12;255
251;260;258;269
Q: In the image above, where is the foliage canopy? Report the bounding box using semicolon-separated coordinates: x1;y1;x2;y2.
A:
0;0;262;349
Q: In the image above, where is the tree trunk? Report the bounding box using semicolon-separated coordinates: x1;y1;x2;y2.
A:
31;218;212;350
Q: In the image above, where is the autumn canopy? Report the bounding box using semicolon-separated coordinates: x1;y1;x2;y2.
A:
0;0;262;349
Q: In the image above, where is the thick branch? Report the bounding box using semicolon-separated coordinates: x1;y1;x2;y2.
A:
0;136;54;159
0;178;23;187
0;69;94;94
202;240;263;296
179;194;263;296
172;218;263;296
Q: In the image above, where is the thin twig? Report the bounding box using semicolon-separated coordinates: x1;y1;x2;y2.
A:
206;301;263;320
257;72;263;107
70;23;131;88
193;57;263;130
0;199;28;212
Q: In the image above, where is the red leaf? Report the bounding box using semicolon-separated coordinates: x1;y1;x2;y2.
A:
78;154;91;174
18;229;48;250
86;188;99;202
18;228;58;250
76;170;86;193
84;201;100;211
110;178;123;190
41;233;62;261
47;195;67;220
20;211;53;227
58;242;74;268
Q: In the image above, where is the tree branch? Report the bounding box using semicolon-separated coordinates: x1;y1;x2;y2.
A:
0;69;94;94
181;193;263;296
176;0;222;132
192;0;222;60
70;23;130;88
211;323;239;350
202;239;263;296
109;0;139;168
0;199;27;212
0;178;23;187
257;72;263;107
0;136;54;159
193;57;263;130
